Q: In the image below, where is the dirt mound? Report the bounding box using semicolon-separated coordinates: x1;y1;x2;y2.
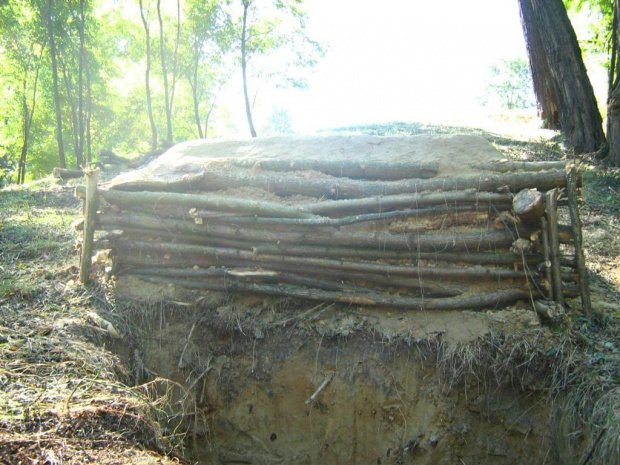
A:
107;134;505;190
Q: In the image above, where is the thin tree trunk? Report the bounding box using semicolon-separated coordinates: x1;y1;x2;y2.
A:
157;0;173;142
18;45;44;184
45;0;66;168
61;60;82;168
241;0;257;138
168;0;181;124
77;0;86;167
190;49;203;138
139;0;158;151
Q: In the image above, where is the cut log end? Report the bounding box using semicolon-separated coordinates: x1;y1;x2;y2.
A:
513;188;544;224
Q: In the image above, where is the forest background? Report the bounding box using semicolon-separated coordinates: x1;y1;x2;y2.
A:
0;0;615;185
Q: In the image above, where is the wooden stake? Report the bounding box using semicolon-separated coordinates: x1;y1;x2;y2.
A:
79;168;100;284
540;217;553;300
545;189;564;308
566;167;592;314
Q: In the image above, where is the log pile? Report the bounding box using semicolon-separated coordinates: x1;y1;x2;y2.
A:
75;135;591;315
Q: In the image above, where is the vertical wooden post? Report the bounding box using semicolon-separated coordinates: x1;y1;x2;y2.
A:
79;168;99;284
566;166;592;315
545;188;564;308
540;217;554;300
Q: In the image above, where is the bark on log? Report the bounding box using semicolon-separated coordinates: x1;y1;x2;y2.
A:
133;274;540;310
306;191;512;216
76;186;315;219
114;168;568;199
107;238;540;281
225;158;440;180
53;167;84;180
513;189;544;224
191;204;496;228
197;167;569;199
545;189;564;307
566;167;592;314
111;254;465;297
124;266;374;293
97;211;526;252
79;169;99;284
469;161;567;172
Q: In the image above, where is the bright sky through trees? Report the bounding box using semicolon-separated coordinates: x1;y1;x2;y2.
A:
232;0;529;133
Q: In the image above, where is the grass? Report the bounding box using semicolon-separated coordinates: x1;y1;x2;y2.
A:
0;176;184;464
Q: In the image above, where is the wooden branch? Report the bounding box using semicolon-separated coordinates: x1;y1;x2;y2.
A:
111;254;465;297
97;212;526;252
305;372;334;405
566;166;592;314
307;191;513;216
123;266;375;294
190;204;495;228
545;189;564;307
161;168;570;200
108;239;540;281
75;185;315;219
132;274;541;310
79;168;99;284
469;160;567;173
226;158;440;180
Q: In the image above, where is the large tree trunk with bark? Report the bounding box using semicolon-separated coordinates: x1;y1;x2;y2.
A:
518;0;606;154
518;0;561;129
607;2;620;166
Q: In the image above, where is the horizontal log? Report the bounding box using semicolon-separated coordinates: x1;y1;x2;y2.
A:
469;161;567;173
132;274;541;310
225;158;440;180
306;191;512;216
97;211;527;252
123;266;373;293
111;168;568;200
75;186;315;219
107;239;540;281
191;204;496;228
112;254;464;297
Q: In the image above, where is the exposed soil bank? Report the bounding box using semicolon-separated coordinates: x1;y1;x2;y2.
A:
121;300;556;465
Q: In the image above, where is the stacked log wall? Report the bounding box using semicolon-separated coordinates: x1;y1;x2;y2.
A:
75;157;590;316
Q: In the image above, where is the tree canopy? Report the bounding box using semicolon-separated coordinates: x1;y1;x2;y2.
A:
0;0;322;183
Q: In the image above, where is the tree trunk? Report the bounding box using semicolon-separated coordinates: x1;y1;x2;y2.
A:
518;0;561;129
60;60;82;169
607;2;620;166
77;0;86;167
157;0;173;143
190;50;204;138
241;0;257;138
45;0;66;168
139;0;158;151
518;0;606;153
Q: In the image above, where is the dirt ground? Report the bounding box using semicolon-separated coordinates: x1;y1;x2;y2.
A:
1;122;619;464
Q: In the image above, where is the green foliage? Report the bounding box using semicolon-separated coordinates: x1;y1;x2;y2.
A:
0;0;322;181
483;58;536;110
564;0;614;57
